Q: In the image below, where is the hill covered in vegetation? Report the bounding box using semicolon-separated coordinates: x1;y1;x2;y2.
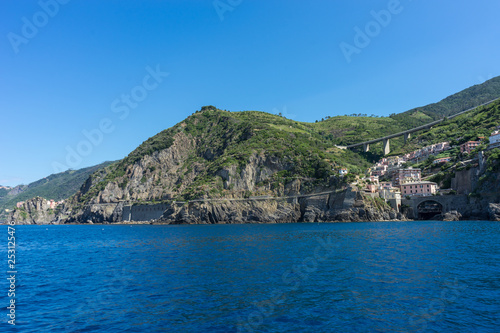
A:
67;106;370;209
66;94;500;207
307;76;500;156
390;76;500;126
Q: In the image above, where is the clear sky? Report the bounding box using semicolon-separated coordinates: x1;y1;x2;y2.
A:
1;0;500;187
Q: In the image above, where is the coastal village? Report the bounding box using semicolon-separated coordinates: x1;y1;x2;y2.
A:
11;199;64;214
341;128;500;213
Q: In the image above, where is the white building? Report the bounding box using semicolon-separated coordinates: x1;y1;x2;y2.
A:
489;130;500;149
339;168;348;176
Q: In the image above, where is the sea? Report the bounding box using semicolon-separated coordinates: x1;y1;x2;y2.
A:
1;221;499;332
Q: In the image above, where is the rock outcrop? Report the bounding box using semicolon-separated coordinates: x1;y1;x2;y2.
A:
8;197;58;224
439;210;462;221
158;200;301;224
488;203;500;221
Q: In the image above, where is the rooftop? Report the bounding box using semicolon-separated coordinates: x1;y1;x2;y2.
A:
400;181;437;186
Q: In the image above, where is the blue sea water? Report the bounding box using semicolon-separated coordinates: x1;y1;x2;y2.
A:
1;221;499;332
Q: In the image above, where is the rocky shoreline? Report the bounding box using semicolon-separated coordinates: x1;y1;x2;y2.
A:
6;189;500;225
5;189;407;225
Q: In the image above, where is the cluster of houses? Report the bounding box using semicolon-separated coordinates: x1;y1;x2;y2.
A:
16;199;64;209
358;128;500;209
358;167;437;212
365;167;437;197
368;142;452;178
405;142;451;163
370;128;500;179
360;143;446;210
343;166;432;213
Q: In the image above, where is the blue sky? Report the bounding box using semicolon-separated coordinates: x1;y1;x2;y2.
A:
1;0;500;187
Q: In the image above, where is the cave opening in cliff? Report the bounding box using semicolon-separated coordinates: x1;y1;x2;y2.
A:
417;200;443;220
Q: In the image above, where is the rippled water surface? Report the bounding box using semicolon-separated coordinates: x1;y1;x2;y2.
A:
2;221;499;332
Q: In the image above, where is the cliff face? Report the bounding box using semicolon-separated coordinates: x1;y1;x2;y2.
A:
8;197;58;224
63;133;312;223
158;190;404;224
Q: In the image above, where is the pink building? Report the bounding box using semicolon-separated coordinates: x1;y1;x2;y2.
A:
365;184;377;193
400;181;437;196
46;199;63;209
47;200;56;209
460;141;480;154
16;201;25;208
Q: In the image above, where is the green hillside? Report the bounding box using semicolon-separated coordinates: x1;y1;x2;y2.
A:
410;99;500;147
391;76;500;126
307;76;500;157
0;188;10;198
130;106;374;176
312;115;403;145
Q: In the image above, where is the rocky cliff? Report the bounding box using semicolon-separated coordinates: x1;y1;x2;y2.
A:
157;190;404;224
8;197;58;224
